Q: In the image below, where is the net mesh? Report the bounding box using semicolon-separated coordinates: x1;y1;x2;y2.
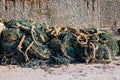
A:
0;19;119;67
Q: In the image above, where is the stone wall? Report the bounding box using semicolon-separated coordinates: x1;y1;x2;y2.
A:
0;0;119;28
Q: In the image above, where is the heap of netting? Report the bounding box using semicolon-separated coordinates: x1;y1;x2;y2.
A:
0;19;119;67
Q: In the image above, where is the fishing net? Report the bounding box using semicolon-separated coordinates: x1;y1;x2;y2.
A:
0;19;119;67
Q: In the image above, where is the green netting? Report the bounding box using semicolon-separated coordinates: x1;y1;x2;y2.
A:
0;19;119;67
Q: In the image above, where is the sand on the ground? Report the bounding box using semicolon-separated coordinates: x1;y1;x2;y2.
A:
0;57;120;80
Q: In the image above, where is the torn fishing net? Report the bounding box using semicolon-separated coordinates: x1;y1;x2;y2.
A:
0;19;119;67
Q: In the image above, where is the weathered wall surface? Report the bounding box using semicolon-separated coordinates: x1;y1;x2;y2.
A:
0;0;119;28
0;0;100;28
100;0;120;28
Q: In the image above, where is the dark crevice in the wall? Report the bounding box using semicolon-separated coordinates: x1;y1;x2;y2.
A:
5;0;8;11
92;0;95;11
39;0;42;9
86;0;89;9
83;0;89;9
83;0;96;11
4;0;16;11
5;5;8;11
114;21;117;27
30;0;35;9
20;0;25;9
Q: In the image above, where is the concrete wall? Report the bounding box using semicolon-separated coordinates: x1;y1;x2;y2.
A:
0;0;119;28
100;0;120;28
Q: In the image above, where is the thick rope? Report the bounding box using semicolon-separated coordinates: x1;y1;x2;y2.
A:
24;41;34;62
17;34;26;54
89;42;98;63
31;25;42;46
77;36;88;45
